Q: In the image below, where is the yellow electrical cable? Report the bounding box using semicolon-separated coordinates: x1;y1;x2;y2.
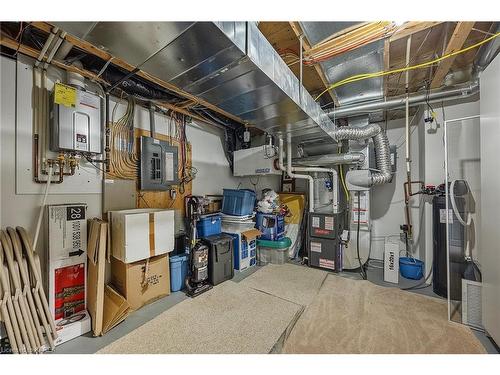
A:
338;147;350;202
315;31;500;101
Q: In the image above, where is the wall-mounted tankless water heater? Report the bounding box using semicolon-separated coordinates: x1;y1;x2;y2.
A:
139;136;179;191
50;86;102;154
233;145;281;177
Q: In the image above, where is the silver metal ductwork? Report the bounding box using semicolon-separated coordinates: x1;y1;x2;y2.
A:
325;82;479;120
53;21;335;139
293;152;365;166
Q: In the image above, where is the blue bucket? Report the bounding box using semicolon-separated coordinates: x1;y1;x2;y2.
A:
399;257;424;280
170;254;188;292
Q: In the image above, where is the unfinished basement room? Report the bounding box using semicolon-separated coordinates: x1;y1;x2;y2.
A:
1;1;500;372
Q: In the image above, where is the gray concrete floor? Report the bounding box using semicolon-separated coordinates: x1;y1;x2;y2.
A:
55;261;498;354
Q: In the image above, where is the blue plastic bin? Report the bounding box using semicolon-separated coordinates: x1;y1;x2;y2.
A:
196;214;222;238
256;213;285;241
170;254;188;292
222;189;256;216
399;257;424;280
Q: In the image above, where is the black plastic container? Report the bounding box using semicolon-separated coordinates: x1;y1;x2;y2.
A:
203;233;234;286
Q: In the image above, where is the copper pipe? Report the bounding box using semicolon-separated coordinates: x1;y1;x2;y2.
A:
403;180;425;237
33;135;63;184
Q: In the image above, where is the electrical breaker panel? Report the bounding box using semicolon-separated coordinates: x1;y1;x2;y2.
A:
50;88;102;154
139;136;179;191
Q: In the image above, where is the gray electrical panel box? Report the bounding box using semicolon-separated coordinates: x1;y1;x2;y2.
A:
50;88;102;154
139;136;179;191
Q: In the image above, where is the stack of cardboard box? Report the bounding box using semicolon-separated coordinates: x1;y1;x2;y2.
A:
109;209;174;311
46;206;175;344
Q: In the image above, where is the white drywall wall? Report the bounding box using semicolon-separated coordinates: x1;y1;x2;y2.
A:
480;53;500;344
370;111;425;261
187;123;280;196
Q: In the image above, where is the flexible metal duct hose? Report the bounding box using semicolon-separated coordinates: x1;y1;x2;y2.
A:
371;130;392;185
332;123;381;141
332;123;391;186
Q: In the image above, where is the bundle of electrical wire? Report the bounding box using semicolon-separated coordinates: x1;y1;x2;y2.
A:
108;96;139;179
169;112;197;194
304;22;395;65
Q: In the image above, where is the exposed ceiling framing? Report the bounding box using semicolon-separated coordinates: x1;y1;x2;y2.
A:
430;22;475;88
288;21;340;106
1;20;497;133
260;21;497;114
257;21;339;106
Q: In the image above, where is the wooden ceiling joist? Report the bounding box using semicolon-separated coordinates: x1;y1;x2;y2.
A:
390;21;443;42
288;21;340;106
430;22;475;88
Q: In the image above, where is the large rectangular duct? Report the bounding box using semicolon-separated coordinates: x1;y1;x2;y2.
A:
53;22;335;140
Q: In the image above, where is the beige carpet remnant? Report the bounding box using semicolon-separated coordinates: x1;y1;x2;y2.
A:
239;263;328;306
98;280;302;354
282;274;487;354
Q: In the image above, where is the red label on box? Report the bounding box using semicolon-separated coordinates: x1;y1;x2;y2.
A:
314;229;331;235
319;258;335;270
54;264;85;320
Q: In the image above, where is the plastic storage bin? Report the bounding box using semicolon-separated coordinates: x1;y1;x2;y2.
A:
224;229;260;271
196;214;222;238
256;213;285;240
399;257;424;280
169;254;188;292
222;189;256;216
257;237;292;265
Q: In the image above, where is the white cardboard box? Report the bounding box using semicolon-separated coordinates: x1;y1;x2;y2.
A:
110;208;175;263
384;241;399;284
54;310;91;346
47;204;88;321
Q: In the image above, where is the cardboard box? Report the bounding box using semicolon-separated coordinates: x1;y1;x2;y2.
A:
47;203;88;320
111;254;170;311
110;209;175;263
54;310;91;346
87;219;107;336
384;241;399;284
87;219;131;336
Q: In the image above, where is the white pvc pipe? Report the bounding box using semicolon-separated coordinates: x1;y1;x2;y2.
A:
278;135;314;212
279;133;342;213
405;36;412;177
292;166;339;213
33;165;53;250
